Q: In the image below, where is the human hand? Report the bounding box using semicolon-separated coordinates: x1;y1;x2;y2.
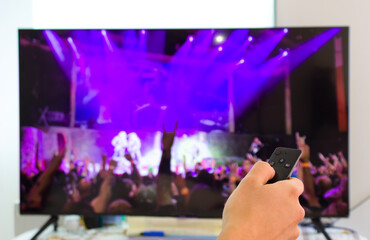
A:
124;153;134;164
162;122;178;151
109;159;117;171
296;132;310;163
218;161;304;240
101;153;107;171
246;153;259;164
338;151;348;170
57;132;67;156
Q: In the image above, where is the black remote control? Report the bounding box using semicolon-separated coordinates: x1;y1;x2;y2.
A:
267;147;302;184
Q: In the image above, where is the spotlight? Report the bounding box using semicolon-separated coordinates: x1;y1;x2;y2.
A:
188;35;194;42
218;46;223;52
101;30;107;36
141;30;146;35
67;37;73;44
283;28;289;34
248;36;253;42
282;50;289;57
215;34;225;44
239;59;245;64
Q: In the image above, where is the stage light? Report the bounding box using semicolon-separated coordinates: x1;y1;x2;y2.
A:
215;34;225;44
239;59;245;64
283;28;289;34
218;46;223;52
248;36;253;42
282;50;289;57
101;30;107;36
141;30;146;35
188;35;194;42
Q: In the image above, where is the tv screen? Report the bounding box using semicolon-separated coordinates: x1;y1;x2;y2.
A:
19;28;349;218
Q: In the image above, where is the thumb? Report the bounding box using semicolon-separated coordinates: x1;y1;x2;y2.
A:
243;161;275;186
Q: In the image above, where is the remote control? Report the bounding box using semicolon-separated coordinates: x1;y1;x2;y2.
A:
267;147;302;184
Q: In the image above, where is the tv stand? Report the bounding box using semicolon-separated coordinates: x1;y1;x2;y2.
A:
31;215;58;240
311;217;332;240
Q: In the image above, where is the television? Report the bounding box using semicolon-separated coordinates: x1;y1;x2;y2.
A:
19;28;349;219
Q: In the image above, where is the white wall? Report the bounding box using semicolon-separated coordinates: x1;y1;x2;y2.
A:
276;0;370;238
0;1;32;240
0;0;274;239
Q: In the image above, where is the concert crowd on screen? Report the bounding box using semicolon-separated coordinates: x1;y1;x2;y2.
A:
20;125;348;217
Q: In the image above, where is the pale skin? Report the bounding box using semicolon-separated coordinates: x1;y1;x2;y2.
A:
218;161;305;240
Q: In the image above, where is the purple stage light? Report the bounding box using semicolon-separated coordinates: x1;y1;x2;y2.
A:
248;36;253;42
67;37;80;59
282;50;289;57
101;30;113;52
43;30;65;62
188;35;194;42
238;59;245;64
218;46;223;52
283;28;289;34
141;29;146;35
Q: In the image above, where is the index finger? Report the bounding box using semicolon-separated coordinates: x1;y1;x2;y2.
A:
242;161;275;186
283;177;304;197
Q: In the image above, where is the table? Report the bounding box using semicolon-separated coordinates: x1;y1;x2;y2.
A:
14;225;368;240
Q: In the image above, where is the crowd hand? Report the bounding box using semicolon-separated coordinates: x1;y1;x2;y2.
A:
108;159;117;172
338;151;348;169
218;161;304;240
246;153;258;164
253;137;263;147
318;153;335;172
101;154;107;171
124;153;134;164
50;149;66;170
26;144;66;209
295;132;310;163
162;122;178;151
329;153;343;173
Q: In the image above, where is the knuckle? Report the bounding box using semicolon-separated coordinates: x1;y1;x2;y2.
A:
298;205;306;221
293;226;301;239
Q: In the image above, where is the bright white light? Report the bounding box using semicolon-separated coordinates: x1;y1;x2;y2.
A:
248;36;253;42
188;35;194;42
218;46;223;52
239;59;245;64
215;35;225;44
283;28;289;34
141;29;146;35
282;50;288;57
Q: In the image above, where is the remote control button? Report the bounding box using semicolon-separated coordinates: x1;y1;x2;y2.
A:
279;158;285;163
284;163;291;168
269;161;275;166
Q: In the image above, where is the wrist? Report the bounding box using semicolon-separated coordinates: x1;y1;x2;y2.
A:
218;226;252;240
300;162;310;168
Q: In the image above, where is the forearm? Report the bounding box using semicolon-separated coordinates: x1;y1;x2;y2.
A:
158;150;171;175
297;164;320;207
131;162;142;187
91;174;113;213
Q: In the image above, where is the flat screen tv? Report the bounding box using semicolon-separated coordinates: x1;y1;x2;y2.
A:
19;27;349;218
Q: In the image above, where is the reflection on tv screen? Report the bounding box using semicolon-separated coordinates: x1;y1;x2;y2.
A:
19;28;349;217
